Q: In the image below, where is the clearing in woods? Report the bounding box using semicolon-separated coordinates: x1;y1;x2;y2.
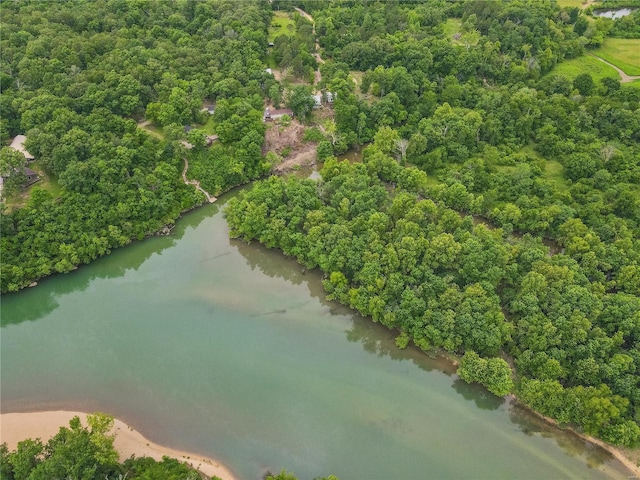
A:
268;11;295;42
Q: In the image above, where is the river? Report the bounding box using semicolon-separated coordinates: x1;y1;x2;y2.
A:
0;189;631;479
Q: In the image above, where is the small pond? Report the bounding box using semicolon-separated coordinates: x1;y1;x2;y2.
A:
593;8;637;19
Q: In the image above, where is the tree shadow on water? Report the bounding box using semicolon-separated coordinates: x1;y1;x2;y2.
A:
1;233;183;327
451;377;505;411
345;314;459;376
508;403;618;471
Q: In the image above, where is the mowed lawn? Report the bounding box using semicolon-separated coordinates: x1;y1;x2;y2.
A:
268;11;295;42
592;38;640;76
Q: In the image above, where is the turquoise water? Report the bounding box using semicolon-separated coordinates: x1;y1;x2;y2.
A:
0;191;630;479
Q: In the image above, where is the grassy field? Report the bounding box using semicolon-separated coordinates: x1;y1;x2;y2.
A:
542;159;570;193
549;54;620;82
519;144;570;193
200;117;217;135
556;0;595;7
28;161;62;198
268;11;295;42
442;18;479;46
137;122;165;140
593;38;640;76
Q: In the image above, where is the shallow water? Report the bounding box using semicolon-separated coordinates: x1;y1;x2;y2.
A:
0;190;631;479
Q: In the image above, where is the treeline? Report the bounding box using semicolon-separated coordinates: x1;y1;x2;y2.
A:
0;413;213;480
0;0;273;292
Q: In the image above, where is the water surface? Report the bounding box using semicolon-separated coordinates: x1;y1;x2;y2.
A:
0;190;631;479
593;8;636;18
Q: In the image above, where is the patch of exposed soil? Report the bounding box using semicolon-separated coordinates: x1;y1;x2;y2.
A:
264;119;318;173
272;144;317;174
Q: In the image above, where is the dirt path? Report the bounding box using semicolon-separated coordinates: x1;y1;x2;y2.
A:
294;7;324;85
294;6;314;25
588;53;640;83
182;158;216;203
137;120;163;139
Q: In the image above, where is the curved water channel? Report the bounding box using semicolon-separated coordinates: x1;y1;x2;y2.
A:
0;189;632;479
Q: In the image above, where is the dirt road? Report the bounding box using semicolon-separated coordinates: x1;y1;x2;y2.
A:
588;53;640;83
294;7;324;85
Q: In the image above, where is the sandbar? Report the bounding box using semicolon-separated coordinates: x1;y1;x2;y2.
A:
0;410;235;480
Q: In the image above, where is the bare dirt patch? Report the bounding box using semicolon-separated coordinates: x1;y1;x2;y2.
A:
272;143;317;174
264;119;318;174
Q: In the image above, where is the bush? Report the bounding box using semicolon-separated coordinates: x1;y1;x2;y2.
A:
457;351;514;397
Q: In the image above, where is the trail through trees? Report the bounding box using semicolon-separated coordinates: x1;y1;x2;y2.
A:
182;158;216;203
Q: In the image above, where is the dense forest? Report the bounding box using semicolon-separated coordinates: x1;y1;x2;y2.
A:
0;0;273;292
0;414;214;480
226;0;640;449
1;0;639;455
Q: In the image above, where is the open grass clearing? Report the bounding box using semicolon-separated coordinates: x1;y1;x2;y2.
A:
556;0;598;8
269;11;295;42
518;144;570;194
442;18;480;46
3;161;62;212
592;38;640;76
199;117;217;135
542;159;569;193
549;53;619;82
28;161;62;199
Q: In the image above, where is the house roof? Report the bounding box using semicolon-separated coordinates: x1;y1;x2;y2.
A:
269;108;294;116
9;135;34;160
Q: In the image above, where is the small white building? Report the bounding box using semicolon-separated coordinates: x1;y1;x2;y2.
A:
264;108;294;122
10;135;34;161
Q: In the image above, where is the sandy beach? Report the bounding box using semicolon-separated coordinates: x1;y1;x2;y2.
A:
0;411;236;480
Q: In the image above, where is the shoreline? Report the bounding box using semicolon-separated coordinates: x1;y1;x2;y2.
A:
0;411;236;480
509;399;640;479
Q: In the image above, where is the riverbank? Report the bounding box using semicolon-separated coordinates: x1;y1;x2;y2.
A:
512;401;640;478
0;411;236;480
